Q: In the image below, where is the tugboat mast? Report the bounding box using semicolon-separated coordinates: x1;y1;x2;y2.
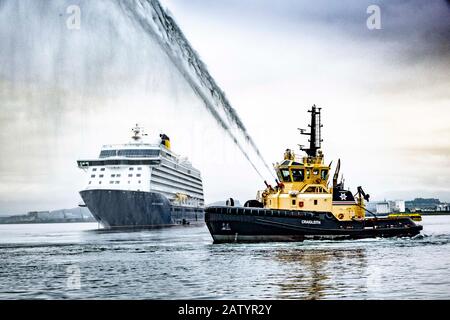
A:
299;105;323;157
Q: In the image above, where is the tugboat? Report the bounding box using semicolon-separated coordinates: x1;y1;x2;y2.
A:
205;105;423;243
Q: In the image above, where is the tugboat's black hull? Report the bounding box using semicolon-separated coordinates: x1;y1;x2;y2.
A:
205;206;422;243
80;189;204;229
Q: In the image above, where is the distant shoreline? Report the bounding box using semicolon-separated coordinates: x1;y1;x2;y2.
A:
418;212;450;216
0;207;96;225
0;219;96;225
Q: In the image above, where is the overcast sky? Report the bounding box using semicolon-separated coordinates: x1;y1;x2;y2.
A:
0;0;449;214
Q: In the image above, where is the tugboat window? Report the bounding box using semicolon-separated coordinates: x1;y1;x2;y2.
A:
280;169;291;182
321;170;328;180
276;170;283;182
291;169;304;182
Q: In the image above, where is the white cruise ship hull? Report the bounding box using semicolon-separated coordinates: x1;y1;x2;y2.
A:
80;189;204;228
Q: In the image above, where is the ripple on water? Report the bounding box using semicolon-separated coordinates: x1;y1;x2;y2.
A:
0;216;449;299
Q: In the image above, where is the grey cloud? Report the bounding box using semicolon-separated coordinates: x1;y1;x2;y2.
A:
170;0;450;63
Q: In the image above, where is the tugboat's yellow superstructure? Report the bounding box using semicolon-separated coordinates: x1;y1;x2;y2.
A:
258;106;365;221
204;105;423;243
259;150;366;221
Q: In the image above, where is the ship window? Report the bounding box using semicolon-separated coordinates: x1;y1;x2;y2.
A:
280;169;291;182
128;174;133;177
111;174;115;178
101;168;105;171
88;181;91;184
128;181;130;184
109;181;114;184
313;169;319;175
91;175;95;178
291;169;304;182
320;187;328;193
99;150;117;158
115;181;120;184
292;199;296;205
99;181;102;184
116;174;121;177
138;180;141;184
117;149;160;158
136;174;141;177
92;168;97;172
321;170;328;180
138;167;142;171
314;200;318;205
129;168;134;171
99;174;104;178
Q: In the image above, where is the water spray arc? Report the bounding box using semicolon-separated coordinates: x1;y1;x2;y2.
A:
119;0;274;180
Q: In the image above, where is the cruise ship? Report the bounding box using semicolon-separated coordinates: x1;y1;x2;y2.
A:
77;125;205;228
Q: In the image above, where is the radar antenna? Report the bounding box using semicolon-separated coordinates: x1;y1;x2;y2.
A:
131;124;148;142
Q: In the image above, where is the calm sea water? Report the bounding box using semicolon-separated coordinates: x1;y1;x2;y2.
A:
0;216;449;299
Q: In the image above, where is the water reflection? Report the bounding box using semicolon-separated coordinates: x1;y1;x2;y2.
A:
273;247;367;299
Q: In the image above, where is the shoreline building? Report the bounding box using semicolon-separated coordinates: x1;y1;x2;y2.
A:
371;200;406;214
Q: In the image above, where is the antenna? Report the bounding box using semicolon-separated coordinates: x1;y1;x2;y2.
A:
131;124;147;141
